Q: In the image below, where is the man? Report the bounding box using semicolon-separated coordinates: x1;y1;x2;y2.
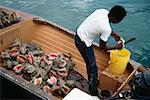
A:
75;5;126;96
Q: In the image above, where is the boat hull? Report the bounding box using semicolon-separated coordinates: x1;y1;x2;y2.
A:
0;6;144;99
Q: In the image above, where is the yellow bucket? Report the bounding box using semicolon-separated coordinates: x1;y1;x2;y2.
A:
109;48;131;75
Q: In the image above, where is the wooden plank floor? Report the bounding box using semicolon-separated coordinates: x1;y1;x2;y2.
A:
33;24;109;78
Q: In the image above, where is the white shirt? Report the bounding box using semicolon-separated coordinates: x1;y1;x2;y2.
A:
77;9;112;47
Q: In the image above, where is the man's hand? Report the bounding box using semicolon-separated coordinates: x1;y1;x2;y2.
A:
114;42;123;49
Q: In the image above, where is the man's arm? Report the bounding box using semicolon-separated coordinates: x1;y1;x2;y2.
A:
111;31;121;41
99;38;123;51
99;39;113;51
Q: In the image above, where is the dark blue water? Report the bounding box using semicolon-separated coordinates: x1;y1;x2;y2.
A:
0;0;150;67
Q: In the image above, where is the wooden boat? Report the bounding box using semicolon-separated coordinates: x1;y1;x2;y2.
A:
0;6;146;99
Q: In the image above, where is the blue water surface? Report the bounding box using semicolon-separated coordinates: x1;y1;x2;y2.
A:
0;0;150;67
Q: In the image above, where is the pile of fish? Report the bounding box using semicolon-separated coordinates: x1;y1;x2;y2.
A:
0;9;20;29
0;38;75;97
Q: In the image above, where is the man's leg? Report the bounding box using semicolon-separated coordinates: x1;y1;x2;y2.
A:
87;47;98;96
75;35;91;80
75;35;98;96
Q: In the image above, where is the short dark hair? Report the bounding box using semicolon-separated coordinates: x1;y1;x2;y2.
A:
109;5;126;22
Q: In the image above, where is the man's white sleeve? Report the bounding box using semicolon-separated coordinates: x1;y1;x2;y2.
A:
100;30;111;42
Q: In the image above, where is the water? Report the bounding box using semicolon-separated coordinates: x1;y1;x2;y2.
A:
0;0;150;67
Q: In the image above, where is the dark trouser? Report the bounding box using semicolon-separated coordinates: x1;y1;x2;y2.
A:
75;34;98;96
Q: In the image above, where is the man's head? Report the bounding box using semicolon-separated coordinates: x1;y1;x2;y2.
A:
108;5;126;23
